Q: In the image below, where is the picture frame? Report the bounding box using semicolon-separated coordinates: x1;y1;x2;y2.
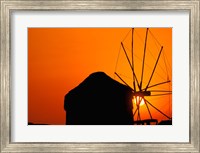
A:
0;0;199;152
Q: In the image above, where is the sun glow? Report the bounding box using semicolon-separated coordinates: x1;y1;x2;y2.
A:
133;96;145;106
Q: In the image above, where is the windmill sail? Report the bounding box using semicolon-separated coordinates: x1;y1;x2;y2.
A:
114;28;172;125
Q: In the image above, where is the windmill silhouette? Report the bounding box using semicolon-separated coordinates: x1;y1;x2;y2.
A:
114;28;172;125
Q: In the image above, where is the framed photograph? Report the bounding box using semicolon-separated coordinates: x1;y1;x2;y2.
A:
1;0;199;152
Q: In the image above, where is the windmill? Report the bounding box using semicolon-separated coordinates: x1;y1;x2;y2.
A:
114;28;172;125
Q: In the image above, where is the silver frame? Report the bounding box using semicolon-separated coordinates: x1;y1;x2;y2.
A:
0;1;199;152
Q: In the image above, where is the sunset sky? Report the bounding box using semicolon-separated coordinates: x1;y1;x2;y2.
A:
28;28;172;125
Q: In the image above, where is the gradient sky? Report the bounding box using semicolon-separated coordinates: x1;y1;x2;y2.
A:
28;28;172;125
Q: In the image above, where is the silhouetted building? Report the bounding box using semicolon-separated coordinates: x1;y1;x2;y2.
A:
64;72;133;125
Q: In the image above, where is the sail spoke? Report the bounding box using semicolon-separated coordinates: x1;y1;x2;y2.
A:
132;28;136;92
144;101;152;119
145;46;163;91
133;107;139;117
144;99;171;119
149;93;172;96
140;28;149;89
115;72;133;90
143;80;171;90
121;42;140;90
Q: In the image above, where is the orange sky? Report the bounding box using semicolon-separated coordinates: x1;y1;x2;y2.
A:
28;28;172;125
